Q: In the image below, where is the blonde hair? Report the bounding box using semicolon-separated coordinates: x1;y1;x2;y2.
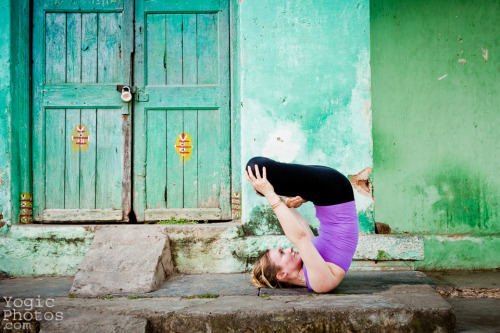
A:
250;250;291;288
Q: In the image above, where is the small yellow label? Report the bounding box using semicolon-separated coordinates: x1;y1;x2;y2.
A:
71;124;90;153
174;132;193;164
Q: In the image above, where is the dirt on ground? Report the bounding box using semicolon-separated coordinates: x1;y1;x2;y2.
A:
436;287;500;298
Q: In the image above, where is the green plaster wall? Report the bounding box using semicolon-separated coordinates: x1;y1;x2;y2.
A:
371;0;500;268
0;0;12;233
9;0;31;226
239;0;373;235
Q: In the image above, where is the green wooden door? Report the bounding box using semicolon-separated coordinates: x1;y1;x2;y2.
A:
32;0;134;222
133;0;231;221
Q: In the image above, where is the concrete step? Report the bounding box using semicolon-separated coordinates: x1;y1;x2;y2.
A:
0;272;455;332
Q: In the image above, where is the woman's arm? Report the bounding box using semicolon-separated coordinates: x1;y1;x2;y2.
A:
288;207;315;240
246;166;342;293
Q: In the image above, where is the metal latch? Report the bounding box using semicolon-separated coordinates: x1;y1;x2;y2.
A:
115;85;149;102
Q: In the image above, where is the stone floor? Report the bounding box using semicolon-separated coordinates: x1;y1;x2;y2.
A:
0;270;498;332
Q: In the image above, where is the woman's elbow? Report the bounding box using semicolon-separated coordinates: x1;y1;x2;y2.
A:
288;229;309;244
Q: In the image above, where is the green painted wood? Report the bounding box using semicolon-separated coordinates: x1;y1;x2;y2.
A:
45;109;66;209
197;13;218;85
80;13;98;210
34;0;133;221
96;109;122;209
145;87;219;108
43;85;126;107
79;109;96;209
182;14;198;85
134;0;231;220
166;110;184;208
144;0;219;13
197;109;219;208
32;0;47;219
81;13;98;83
42;0;124;12
144;208;222;221
65;15;82;209
65;110;81;208
43;209;122;221
97;13;121;83
182;14;199;208
183;110;198;208
46;13;66;84
132;0;147;221
166;14;183;86
147;14;166;85
66;13;82;84
146;110;167;209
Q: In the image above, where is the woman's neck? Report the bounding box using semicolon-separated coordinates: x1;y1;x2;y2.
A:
289;268;307;287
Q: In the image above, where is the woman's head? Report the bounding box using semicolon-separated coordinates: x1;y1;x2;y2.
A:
250;247;302;288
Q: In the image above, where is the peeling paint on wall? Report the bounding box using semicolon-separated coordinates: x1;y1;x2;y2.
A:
481;47;488;61
241;0;373;235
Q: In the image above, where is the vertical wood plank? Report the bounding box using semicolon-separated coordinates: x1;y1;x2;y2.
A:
96;109;122;209
183;14;199;208
65;14;82;209
82;13;98;83
183;110;198;208
45;109;66;208
46;13;66;84
33;0;45;219
166;14;183;85
133;0;147;220
166;110;184;208
197;109;219;208
197;13;218;85
182;14;197;86
81;13;98;209
98;13;121;83
197;13;220;208
146;110;167;209
147;14;166;85
65;110;81;208
80;109;96;209
66;13;82;84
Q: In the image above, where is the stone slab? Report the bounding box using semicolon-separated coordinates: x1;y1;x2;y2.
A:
70;225;175;296
0;277;73;298
40;311;148;333
125;273;259;297
447;298;500;333
261;271;433;296
425;270;500;289
0;284;455;332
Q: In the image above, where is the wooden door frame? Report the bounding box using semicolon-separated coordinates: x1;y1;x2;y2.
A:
14;0;241;224
132;0;242;222
31;0;134;223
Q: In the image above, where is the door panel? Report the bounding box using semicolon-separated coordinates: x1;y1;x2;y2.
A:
33;0;133;222
134;0;231;221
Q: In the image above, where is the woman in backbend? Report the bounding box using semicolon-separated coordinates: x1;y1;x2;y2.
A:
245;157;359;293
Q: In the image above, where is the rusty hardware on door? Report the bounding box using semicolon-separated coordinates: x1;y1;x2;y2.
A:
116;85;149;102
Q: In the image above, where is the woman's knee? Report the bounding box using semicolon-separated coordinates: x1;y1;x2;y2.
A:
246;156;273;172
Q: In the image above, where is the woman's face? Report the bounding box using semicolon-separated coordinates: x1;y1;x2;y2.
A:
268;247;302;280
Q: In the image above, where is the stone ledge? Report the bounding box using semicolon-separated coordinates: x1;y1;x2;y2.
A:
2;223;423;275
